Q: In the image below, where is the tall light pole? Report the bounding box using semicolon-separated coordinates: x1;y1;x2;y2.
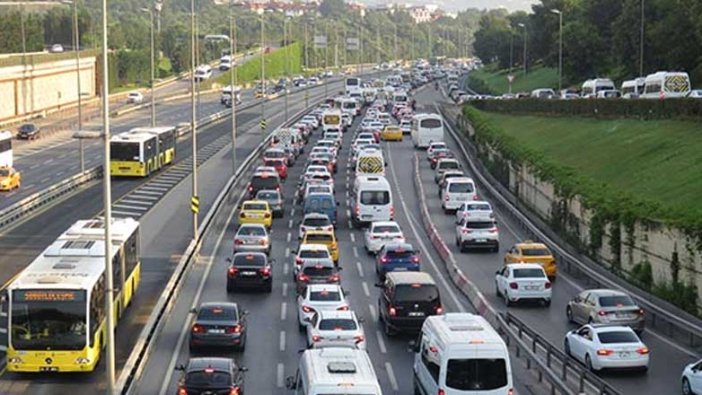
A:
509;28;514;94
190;0;199;242
518;23;527;76
99;0;116;390
141;5;156;127
259;12;265;138
551;9;563;93
62;0;85;172
639;0;645;76
229;1;239;175
393;22;398;62
284;16;289;121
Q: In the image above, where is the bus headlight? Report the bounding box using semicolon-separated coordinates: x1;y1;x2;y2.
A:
75;357;91;365
8;357;22;364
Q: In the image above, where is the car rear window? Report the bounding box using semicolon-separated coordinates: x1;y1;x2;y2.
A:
198;306;238;321
599;295;635;307
300;250;330;259
464;221;494;230
448;182;474;193
243;203;267;211
237;226;266;236
186;371;231;387
445;358;507;391
304;217;331;227
306;197;334;210
233;254;266;267
374;225;400;233
394;284;438;302
319;318;357;330
439;161;459;169
420;118;442;128
310;290;341;302
264;150;285;158
386;249;415;259
264;160;284;167
306;234;333;242
521;248;551;256
512;268;545;278
360;191;390;205
251;176;279;189
466;203;491;211
303;266;334;276
598;331;639;344
256;191;279;200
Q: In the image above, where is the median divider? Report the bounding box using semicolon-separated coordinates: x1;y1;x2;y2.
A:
412;153;620;395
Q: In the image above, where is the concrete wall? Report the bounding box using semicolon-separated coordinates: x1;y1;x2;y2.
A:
0;57;97;122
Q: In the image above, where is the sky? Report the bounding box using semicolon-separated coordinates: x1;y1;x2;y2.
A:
358;0;539;12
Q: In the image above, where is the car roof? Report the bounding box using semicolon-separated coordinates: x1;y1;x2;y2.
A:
307;284;343;292
371;221;399;227
586;289;629;298
505;263;544;271
516;241;549;249
187;357;233;372
299;243;330;251
317;310;355;319
242;200;269;207
256;189;280;196
386;271;436;285
303;212;331;220
199;301;238;310
588;324;637;334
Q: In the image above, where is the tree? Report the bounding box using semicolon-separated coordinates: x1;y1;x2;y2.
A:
319;0;345;19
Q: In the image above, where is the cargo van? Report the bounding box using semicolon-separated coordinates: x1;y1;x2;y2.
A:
303;193;339;225
355;151;385;176
322;109;343;132
353;176;393;226
641;71;691;99
441;177;477;212
285;348;382;395
412;313;513;395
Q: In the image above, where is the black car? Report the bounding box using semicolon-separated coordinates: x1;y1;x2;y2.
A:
189;302;248;352
376;272;443;336
226;252;273;293
17;123;39;140
295;259;340;295
175;357;247;395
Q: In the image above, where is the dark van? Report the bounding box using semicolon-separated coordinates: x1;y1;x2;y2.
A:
247;172;281;198
376;272;442;335
303;193;338;225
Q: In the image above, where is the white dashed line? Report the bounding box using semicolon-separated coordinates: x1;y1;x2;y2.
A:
279;331;286;351
346;209;351;217
276;363;285;388
356;261;364;277
283;263;289;276
385;362;399;391
282;282;288;297
285;248;290;258
350;233;355;243
375;330;387;354
353;246;359;258
362;281;370;297
288;219;293;228
286;232;291;243
290;208;296;217
280;302;287;321
369;304;377;322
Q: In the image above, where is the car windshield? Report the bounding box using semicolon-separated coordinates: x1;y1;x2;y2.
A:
448;182;474;193
521;248;551;256
237;226;266;236
598;331;640;344
233;254;266;267
264;151;285;159
300;250;329;259
303;217;331;227
599;295;635;307
310;290;341;302
439;161;459;169
256;191;279;201
319;318;357;330
394;284;438;302
306;234;333;243
110;142;141;161
445;358;507;391
198;306;238;321
466;203;491;211
243;203;267;211
386;249;415;259
20;125;34;132
251;176;279;189
373;225;400;234
360;191;390;205
303;266;333;276
185;371;231;387
513;268;546;278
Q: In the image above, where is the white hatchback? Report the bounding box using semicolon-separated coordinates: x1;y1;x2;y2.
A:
305;310;366;350
455;201;494;223
495;263;551;306
297;284;349;331
364;221;404;254
564;324;649;372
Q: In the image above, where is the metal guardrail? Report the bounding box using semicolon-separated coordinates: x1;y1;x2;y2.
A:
0;166;103;232
442;105;702;355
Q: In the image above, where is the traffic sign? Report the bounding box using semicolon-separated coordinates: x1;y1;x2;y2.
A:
191;196;200;214
260;118;267;131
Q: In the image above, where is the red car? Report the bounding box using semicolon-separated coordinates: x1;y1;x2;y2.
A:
264;159;288;180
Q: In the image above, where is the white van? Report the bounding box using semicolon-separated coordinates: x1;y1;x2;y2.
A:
641;71;691;99
286;348;382;395
339;98;360;117
581;78;615;98
194;64;213;81
441;177;477;212
355;150;385;177
353;175;393;226
322;109;343;132
621;78;645;99
391;90;409;106
219;55;232;71
412;113;444;149
412;313;513;395
530;88;556;99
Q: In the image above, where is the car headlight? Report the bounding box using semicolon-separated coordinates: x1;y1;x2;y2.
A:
8;357;22;364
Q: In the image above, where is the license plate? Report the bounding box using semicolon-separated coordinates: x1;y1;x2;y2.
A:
40;367;58;372
393;267;407;271
362;215;371;219
476;239;487;243
615;313;632;319
408;312;425;317
241;271;257;276
524;285;539;290
249;214;262;218
619;352;631;358
208;329;225;334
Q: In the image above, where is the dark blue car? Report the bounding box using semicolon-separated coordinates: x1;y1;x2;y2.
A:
376;242;420;279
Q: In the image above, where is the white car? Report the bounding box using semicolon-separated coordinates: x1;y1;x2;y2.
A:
495;263;551;306
301;115;319;129
49;44;64;53
399;119;412;134
455;201;494;223
455;218;499;252
297;284;349;331
127;92;144;104
298;213;334;239
427;141;447;158
364;221;405;255
564;324;649;372
194;65;212;81
305;310;366;350
292;243;334;279
682;359;702;395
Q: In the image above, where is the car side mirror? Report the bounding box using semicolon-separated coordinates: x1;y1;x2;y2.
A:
285;376;297;389
358;317;366;323
189;308;197;314
374;283;383;288
242;310;250;316
337;267;343;271
408;340;419;353
336;201;340;206
175;364;185;371
239;366;249;372
291;249;297;255
495;270;501;275
270;259;277;265
303;317;311;323
226;257;232;263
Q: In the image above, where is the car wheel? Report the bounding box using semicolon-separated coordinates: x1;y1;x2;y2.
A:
503;291;512;307
682;378;693;395
544;299;551;307
585;354;597;372
566;306;574;323
492;244;500;253
265;282;272;293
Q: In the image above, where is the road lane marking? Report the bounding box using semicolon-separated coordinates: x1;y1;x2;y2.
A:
120;199;153;206
346;209;351;218
353;246;359;258
288;219;293;228
276;363;285;388
134;189;163;196
375;330;387;353
348;220;353;229
362;281;370;297
279;331;286;352
285;248;290;258
356;261;364;277
113;204;149;211
282;282;288;297
286;232;291;243
290;208;295;217
281;302;287;321
369;304;377;322
283;263;289;276
385;362;399;391
350;233;355;243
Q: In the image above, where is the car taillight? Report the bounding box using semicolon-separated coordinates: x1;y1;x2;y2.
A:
545;281;552;289
390;206;395;218
259;239;267;245
239;213;246;218
178;387;188;395
637;308;645;316
295;257;303;266
229;387;240;395
302;305;313;313
411;255;420;263
380;256;389;264
191;324;205;333
473;195;479;200
597;310;611;316
597;349;614;356
438;389;445;395
435;305;444;314
228;267;238;277
636;347;649;355
247;185;253;191
509;282;518;290
337;305;349;311
489;227;498;234
462;229;472;234
312;335;322;342
444;195;449;201
260;267;272;277
388;306;397;316
329;274;340;282
226;325;242;334
234;239;244;245
354;335;365;344
298;273;310;282
264;213;271;218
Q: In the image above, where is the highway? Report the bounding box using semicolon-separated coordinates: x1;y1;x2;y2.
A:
0;77;353;395
417;86;700;394
130;87;546;395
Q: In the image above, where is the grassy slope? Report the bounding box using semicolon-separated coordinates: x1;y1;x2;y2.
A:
207;42;302;88
482;111;702;213
470;65;559;95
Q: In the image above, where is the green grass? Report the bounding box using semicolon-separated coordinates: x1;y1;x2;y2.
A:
205;42;302;89
481;111;702;214
469;64;559;95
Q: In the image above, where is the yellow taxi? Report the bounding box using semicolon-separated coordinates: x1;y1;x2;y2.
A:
301;230;339;264
0;166;21;191
238;200;273;228
504;241;557;279
381;125;403;141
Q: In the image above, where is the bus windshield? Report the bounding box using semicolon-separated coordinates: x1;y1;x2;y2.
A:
111;142;140;161
11;290;87;351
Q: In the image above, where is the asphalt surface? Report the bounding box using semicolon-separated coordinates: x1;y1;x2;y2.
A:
131;93;546;395
416;86;699;394
0;78;351;394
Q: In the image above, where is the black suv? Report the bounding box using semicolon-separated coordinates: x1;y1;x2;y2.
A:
17;123;40;140
226;252;274;293
175;357;247;395
376;272;443;336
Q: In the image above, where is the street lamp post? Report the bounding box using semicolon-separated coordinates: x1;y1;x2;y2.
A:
551;9;563;93
509;28;513;94
190;0;199;242
141;5;156;127
518;23;527;76
229;1;238;175
62;0;85;172
284;16;289;121
260;12;265;139
639;0;645;76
